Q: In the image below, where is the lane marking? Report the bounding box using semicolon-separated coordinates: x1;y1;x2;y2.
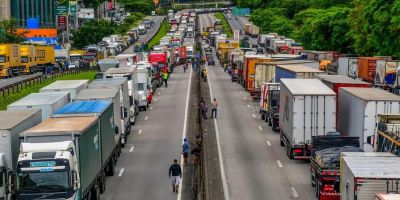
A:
252;113;257;118
118;168;125;177
154;98;158;102
258;125;263;131
129;146;135;152
247;105;251;108
291;187;299;198
266;140;271;147
243;97;247;100
206;62;230;200
277;160;283;168
240;91;243;94
138;129;143;135
144;116;148;121
177;63;193;200
158;92;160;95
150;106;153;110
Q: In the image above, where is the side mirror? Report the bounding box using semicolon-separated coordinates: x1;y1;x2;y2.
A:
114;126;119;135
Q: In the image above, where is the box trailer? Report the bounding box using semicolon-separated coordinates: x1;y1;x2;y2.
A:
243;54;273;94
279;79;336;159
340;156;400;200
39;80;89;99
338;57;359;78
275;65;325;83
7;92;70;120
375;60;400;87
338;88;400;151
17;116;115;200
358;57;385;83
375;114;400;156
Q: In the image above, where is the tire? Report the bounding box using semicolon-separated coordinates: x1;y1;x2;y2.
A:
315;181;320;198
143;107;147;111
91;183;100;200
268;117;272;126
261;113;265;120
280;138;285;147
272;123;278;133
100;172;106;193
107;159;115;176
311;174;316;187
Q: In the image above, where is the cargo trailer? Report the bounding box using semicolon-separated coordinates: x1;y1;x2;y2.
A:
136;64;150;110
358;57;385;83
375;60;400;87
275;65;325;83
243;54;273;95
75;88;126;146
337;57;359;78
16;116;115;200
7;92;70;120
0;110;41;200
374;114;400;156
39;80;89;99
338;88;400;151
340;156;400;200
259;83;280;132
279;79;336;159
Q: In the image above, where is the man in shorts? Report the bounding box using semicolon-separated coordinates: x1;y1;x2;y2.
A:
168;159;182;193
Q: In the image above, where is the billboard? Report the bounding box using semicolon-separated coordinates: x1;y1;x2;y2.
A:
232;8;251;16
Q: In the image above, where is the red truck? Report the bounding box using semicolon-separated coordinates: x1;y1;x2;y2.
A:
149;52;168;87
310;135;361;200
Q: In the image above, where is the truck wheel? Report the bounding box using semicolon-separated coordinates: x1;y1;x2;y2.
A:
268;117;272;126
91;184;100;200
100;172;106;193
261;113;265;120
315;181;320;198
107;159;115;176
143;107;147;111
272;123;278;133
311;174;316;187
280;138;284;147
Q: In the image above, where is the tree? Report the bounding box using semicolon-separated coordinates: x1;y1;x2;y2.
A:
0;18;27;43
71;20;116;48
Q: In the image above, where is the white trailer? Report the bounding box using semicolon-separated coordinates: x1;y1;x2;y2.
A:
136;63;150;110
279;79;336;159
337;57;359;78
7;92;70;120
338;87;400;151
39;80;89;99
341;156;400;200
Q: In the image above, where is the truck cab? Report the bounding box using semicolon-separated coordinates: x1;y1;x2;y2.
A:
69;50;85;68
260;83;280;132
138;24;146;35
20;45;36;74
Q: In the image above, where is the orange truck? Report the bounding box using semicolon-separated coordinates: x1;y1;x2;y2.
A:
20;45;37;74
358;57;385;83
243;54;273;96
35;46;55;72
0;44;21;78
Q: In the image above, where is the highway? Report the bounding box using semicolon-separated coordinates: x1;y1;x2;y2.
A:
199;13;315;200
100;66;192;200
226;15;259;46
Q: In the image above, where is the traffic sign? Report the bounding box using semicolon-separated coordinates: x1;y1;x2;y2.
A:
69;1;77;15
57;16;67;30
56;6;68;16
234;29;240;42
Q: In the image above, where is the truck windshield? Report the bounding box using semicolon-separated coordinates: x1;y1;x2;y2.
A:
70;56;81;62
21;56;29;63
0;56;5;63
83;55;95;60
138;83;144;91
17;171;70;193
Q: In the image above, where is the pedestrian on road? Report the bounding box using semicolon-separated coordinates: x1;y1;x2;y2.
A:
168;159;182;193
182;138;190;165
163;71;169;87
211;98;218;118
203;68;208;82
195;134;202;147
184;61;188;73
191;145;202;165
200;100;208;119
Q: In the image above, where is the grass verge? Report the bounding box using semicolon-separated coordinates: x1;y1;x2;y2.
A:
147;19;171;50
0;71;96;110
215;12;233;38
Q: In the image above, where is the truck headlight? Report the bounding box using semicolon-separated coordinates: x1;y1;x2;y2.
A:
0;65;3;70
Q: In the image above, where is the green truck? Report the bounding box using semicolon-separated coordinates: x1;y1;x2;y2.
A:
15;101;117;200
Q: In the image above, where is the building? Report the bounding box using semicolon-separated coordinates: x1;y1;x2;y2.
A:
0;0;11;19
11;0;56;28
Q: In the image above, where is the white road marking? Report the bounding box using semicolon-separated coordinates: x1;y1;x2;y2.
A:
177;66;193;200
158;92;160;95
138;129;143;135
258;125;263;131
243;97;247;100
266;140;271;147
247;105;251;108
154;98;158;102
150;106;153;110
118;168;125;177
277;160;283;168
240;91;243;94
291;187;299;198
252;113;257;118
205;63;230;200
129;146;135;152
144;116;148;121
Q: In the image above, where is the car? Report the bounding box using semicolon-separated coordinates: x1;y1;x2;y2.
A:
151;11;156;16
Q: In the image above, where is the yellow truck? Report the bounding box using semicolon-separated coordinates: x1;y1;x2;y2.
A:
217;42;240;64
20;45;37;74
35;46;55;72
0;44;21;78
69;49;85;68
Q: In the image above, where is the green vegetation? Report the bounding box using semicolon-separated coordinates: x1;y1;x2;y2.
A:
241;0;400;56
146;19;171;50
0;18;26;43
215;12;233;38
72;12;144;48
0;71;96;110
118;0;155;14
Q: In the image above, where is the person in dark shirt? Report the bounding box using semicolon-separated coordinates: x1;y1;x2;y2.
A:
168;159;182;193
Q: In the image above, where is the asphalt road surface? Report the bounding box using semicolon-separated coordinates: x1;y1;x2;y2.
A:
199;13;315;200
226;15;258;46
100;66;192;200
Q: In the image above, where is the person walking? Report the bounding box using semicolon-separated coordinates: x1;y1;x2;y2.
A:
163;71;169;87
168;159;182;193
203;68;208;82
184;61;188;73
182;138;190;165
200;100;208;119
191;145;202;165
211;98;218;118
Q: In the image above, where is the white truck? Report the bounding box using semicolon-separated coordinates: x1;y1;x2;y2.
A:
0;110;42;200
279;79;336;159
138;24;146;35
338;87;400;151
39;80;89;100
136;63;150;110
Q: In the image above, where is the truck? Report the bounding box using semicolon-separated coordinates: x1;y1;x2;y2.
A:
260;83;280;132
309;135;361;200
136;63;150;110
35;46;55;72
375;114;400;156
0;44;21;78
88;78;137;125
340;155;400;200
39;80;89;99
98;58;119;76
7;92;70;120
274;64;325;83
243;54;273;95
279;79;336;159
55;49;70;70
375;60;400;87
248;25;260;38
186;26;195;38
138;24;146;35
358;57;385;83
69;49;85;68
337;57;359;78
0;110;42;200
75;88;126;146
375;194;400;200
338;87;400;152
20;45;36;74
16;115;117;200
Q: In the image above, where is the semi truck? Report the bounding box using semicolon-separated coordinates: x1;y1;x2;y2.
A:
338;87;400;151
0;110;42;200
279;79;336;159
259;83;280;132
20;45;36;74
39;80;89;100
35;46;55;72
69;50;85;68
337;57;359;78
138;24;146;35
0;44;21;78
7;92;70;120
16;115;117;200
274;64;325;83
